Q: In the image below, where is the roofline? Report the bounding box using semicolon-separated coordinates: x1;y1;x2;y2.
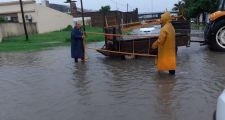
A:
0;10;35;15
0;0;36;6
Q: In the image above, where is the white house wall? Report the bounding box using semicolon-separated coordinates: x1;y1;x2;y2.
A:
36;5;74;34
0;3;36;14
17;11;38;23
0;3;36;21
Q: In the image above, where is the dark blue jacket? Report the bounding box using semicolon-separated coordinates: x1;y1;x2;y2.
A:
71;28;84;58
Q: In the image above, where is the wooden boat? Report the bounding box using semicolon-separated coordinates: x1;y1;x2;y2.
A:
97;19;190;58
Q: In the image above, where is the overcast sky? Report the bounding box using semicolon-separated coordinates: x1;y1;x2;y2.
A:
0;0;180;13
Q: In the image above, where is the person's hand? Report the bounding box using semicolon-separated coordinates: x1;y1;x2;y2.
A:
152;41;158;49
82;35;85;39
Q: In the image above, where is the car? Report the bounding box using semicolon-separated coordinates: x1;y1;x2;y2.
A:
214;89;225;120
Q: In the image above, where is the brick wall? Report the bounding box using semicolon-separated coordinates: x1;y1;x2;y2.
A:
76;9;138;27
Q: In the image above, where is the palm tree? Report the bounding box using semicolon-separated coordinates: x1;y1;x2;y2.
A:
99;5;111;27
173;1;188;17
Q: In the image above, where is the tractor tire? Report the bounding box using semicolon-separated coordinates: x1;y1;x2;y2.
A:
210;20;225;51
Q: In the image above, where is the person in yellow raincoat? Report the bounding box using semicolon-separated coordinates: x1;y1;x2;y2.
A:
152;12;176;75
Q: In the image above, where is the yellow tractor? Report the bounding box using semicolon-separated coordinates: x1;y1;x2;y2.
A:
205;0;225;51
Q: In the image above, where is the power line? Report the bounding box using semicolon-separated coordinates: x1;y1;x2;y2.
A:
109;0;119;10
109;0;137;11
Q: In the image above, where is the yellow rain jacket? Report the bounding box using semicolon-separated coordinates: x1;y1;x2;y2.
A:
152;12;176;71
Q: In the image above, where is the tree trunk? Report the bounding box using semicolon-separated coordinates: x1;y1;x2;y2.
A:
202;12;206;25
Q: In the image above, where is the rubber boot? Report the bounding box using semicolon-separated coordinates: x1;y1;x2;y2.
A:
74;58;78;63
169;70;175;75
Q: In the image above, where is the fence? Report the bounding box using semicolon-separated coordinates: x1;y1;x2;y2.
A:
0;23;37;39
73;17;92;26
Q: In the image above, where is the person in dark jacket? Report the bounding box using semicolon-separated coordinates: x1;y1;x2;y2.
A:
71;23;85;63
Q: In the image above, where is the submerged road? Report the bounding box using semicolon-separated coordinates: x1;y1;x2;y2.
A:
0;38;225;120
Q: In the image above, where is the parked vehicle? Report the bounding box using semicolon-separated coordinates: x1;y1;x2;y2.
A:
213;89;225;120
205;0;225;51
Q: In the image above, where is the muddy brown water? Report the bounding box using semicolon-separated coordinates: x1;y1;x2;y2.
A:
0;39;225;120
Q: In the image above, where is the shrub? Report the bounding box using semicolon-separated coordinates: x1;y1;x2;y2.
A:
65;38;71;42
0;17;6;23
62;25;73;31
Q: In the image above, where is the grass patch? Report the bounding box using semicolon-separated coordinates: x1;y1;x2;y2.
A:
0;26;104;52
85;26;104;42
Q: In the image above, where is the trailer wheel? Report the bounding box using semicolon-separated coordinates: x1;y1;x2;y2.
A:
210;20;225;51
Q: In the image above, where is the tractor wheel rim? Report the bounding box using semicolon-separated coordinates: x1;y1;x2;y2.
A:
216;26;225;49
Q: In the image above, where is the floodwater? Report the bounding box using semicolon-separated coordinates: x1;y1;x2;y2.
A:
0;37;225;120
130;25;160;36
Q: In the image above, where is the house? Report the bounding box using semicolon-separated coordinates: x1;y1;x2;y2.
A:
0;0;73;34
73;17;91;26
40;0;92;17
41;0;70;14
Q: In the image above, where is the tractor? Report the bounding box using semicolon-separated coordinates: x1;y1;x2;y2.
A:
205;0;225;51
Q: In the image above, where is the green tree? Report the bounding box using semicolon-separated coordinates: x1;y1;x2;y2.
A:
99;5;111;13
0;17;6;23
174;0;219;21
99;5;111;27
173;1;187;16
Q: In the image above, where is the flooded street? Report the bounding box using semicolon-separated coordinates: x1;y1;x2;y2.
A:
0;38;225;120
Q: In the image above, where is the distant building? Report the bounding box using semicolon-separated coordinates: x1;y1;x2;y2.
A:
40;0;92;17
40;0;70;14
139;11;178;20
73;17;91;26
48;3;70;13
198;12;210;23
0;0;73;33
76;9;139;27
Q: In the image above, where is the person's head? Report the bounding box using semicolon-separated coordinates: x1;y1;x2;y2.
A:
75;23;81;29
160;12;171;25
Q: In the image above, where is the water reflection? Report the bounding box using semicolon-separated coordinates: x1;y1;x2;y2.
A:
154;75;176;120
72;63;92;105
0;52;42;67
0;41;225;120
130;25;161;36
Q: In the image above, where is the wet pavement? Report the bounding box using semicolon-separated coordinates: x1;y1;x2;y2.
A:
0;37;225;120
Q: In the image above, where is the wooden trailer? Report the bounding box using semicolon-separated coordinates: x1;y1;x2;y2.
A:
96;18;190;58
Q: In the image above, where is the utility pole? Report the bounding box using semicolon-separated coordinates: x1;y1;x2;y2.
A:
19;0;29;41
126;3;128;24
151;0;154;12
127;3;128;13
80;0;86;33
116;0;118;10
64;0;77;17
